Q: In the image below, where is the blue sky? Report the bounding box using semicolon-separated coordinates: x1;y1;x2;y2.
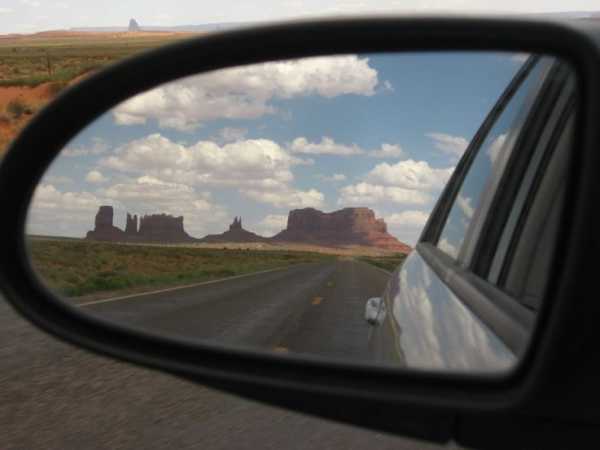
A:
1;0;599;34
27;51;526;245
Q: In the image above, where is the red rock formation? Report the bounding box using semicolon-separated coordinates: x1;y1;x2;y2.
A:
273;207;411;252
86;206;127;241
136;213;193;242
229;216;242;231
86;207;194;243
125;213;138;235
199;217;268;243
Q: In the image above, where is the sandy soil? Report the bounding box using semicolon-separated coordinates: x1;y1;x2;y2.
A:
0;82;58;153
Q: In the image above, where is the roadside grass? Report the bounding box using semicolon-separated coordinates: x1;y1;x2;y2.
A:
0;35;191;87
0;63;103;87
28;238;332;298
359;253;408;273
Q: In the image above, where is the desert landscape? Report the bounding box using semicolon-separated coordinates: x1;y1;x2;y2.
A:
29;204;410;299
0;29;195;154
5;27;411;302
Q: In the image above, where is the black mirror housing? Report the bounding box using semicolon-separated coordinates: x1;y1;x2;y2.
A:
1;17;600;448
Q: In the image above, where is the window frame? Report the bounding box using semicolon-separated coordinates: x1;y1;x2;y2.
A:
416;55;575;349
419;56;541;245
485;77;577;289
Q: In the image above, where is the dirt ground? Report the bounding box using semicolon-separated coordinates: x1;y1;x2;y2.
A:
0;30;193;155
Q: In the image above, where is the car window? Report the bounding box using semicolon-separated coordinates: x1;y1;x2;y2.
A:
498;108;575;309
436;59;549;261
487;71;576;288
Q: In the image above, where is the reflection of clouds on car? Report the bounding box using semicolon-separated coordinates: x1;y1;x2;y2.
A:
390;253;515;371
487;133;507;164
438;237;459;259
457;195;474;221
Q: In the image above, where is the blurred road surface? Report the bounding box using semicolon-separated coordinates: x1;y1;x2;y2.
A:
0;260;453;449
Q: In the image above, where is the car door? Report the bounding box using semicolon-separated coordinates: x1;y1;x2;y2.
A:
368;55;576;371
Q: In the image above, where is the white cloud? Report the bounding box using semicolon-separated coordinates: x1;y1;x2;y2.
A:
100;133;323;211
244;187;325;209
290;137;404;158
369;143;405;158
99;175;195;203
27;184;105;237
258;214;288;236
85;170;109;184
101;133;307;189
97;176;228;236
0;8;13;14
113;55;379;130
290;136;364;155
338;182;431;206
30;184;102;212
426;132;469;158
62;138;108;157
27;177;229;238
386;210;429;228
365;159;454;191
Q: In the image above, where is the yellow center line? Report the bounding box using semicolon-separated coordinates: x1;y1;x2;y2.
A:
312;296;323;305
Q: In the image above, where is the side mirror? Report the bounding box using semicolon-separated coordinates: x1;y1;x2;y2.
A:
1;17;598;449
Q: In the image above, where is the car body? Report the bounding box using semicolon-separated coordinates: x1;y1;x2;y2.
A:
2;16;599;447
367;54;576;372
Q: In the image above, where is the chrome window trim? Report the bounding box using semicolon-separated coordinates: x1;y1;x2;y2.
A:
457;57;556;267
417;242;534;355
488;79;576;285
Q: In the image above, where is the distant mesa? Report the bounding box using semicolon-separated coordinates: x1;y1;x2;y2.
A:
85;206;411;252
86;205;128;242
86;206;194;243
128;19;141;32
198;216;269;244
273;207;411;252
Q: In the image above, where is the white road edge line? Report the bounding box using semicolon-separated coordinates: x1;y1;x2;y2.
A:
78;266;290;307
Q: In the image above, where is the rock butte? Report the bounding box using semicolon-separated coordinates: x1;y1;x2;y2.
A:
86;205;411;252
198;216;269;243
273;207;411;253
86;206;194;243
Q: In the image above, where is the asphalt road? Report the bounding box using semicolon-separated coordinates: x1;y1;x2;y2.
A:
0;259;453;449
81;260;395;362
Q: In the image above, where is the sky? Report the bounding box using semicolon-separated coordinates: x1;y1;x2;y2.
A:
1;0;600;34
27;51;527;245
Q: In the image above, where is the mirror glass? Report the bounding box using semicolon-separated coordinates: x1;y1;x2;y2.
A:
25;51;576;373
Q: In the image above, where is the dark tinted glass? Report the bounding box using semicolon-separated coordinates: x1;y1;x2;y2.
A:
436;60;547;260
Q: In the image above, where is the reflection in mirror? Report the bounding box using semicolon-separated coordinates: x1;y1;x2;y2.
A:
25;51;574;374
